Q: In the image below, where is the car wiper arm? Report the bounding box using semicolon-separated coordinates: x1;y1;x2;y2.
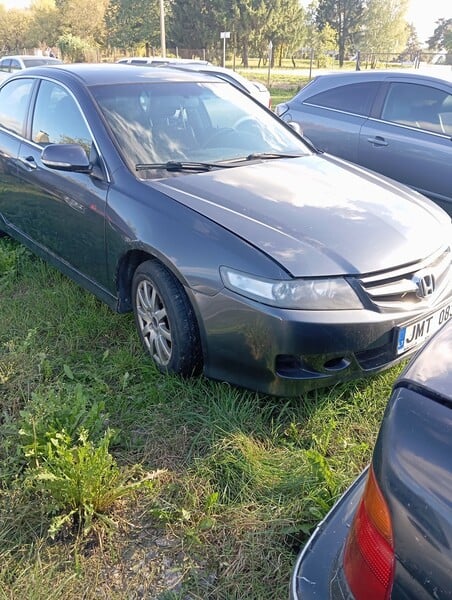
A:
245;152;304;161
136;160;235;172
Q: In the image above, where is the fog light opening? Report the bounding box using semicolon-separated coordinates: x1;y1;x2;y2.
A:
323;357;351;372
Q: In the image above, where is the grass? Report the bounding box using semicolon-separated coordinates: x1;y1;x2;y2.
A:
0;114;407;598
236;67;310;105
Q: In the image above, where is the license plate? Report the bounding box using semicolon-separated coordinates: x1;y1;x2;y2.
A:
397;302;452;355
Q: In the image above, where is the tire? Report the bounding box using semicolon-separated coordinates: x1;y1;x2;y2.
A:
132;259;203;377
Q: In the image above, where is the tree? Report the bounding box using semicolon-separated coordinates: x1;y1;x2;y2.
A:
105;0;163;53
0;8;32;53
27;0;60;49
428;18;452;52
316;0;365;66
265;0;307;67
54;0;108;45
307;22;337;67
167;0;225;55
402;23;421;61
57;32;90;61
361;0;409;65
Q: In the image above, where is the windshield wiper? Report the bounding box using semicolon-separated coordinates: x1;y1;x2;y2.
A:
136;160;235;172
245;152;304;161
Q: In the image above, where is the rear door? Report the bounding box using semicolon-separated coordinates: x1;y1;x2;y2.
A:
291;81;380;163
359;80;452;213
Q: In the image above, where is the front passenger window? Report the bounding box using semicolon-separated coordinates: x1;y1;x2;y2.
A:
382;83;452;135
32;80;92;156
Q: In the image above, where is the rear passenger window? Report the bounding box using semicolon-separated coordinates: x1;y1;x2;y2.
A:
0;78;33;135
304;82;379;116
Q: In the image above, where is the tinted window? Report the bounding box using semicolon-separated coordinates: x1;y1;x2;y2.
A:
0;59;10;72
0;78;33;135
304;82;379;116
31;80;92;155
381;82;452;135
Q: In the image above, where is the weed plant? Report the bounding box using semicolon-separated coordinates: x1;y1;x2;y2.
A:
0;213;403;597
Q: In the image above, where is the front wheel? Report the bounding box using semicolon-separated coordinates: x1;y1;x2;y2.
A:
132;260;202;377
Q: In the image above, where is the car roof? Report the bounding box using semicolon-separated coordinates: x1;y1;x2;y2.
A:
1;54;60;61
168;63;235;74
166;63;268;93
6;62;222;86
311;68;452;86
117;56;210;66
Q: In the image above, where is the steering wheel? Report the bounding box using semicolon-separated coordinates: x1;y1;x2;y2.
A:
232;116;259;131
202;127;236;148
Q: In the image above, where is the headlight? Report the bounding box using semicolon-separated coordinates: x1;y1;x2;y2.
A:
220;267;362;310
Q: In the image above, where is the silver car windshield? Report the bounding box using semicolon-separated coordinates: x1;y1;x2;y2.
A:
92;81;310;174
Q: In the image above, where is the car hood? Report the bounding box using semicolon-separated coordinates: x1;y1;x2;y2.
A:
150;154;450;277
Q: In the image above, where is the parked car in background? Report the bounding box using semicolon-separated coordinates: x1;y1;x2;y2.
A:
1;64;452;396
166;63;272;108
275;70;452;216
290;317;452;599
116;56;211;67
0;55;62;82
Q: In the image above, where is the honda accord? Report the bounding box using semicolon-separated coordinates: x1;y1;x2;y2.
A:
0;64;451;395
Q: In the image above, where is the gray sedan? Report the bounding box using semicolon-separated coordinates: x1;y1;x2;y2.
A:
0;64;452;396
275;70;452;215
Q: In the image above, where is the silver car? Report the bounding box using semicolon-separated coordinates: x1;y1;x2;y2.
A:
0;55;62;82
275;70;452;215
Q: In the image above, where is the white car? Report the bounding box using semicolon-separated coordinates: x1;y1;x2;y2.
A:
167;63;272;108
116;56;211;67
0;55;62;81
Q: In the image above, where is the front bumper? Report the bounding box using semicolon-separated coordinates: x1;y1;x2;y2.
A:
194;287;452;396
290;470;367;599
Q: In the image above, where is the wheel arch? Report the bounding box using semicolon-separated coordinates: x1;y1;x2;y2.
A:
115;248;207;359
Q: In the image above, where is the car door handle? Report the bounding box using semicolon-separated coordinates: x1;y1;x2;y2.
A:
367;136;388;147
18;155;38;169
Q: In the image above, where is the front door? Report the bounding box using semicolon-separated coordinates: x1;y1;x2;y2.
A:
11;79;110;287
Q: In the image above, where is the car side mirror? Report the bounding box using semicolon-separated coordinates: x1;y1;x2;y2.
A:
41;143;92;173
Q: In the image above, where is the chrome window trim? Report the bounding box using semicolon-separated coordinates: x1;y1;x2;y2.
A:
301;101;369;119
301;102;452;140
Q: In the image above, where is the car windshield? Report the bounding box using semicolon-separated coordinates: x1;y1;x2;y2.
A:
92;81;310;177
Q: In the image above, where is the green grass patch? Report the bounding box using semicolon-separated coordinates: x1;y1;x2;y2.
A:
0;228;404;597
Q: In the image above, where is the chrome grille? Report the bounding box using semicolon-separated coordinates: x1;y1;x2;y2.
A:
359;246;452;311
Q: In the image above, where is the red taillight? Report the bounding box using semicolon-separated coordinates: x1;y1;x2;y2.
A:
343;465;394;600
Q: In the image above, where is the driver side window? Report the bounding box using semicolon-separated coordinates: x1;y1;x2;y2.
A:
31;80;92;156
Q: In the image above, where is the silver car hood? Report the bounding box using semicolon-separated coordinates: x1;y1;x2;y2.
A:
150;154;450;277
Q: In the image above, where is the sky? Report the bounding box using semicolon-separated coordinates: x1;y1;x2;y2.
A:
1;0;451;46
406;0;451;43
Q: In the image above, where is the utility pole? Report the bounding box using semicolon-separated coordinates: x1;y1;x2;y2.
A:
159;0;166;57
